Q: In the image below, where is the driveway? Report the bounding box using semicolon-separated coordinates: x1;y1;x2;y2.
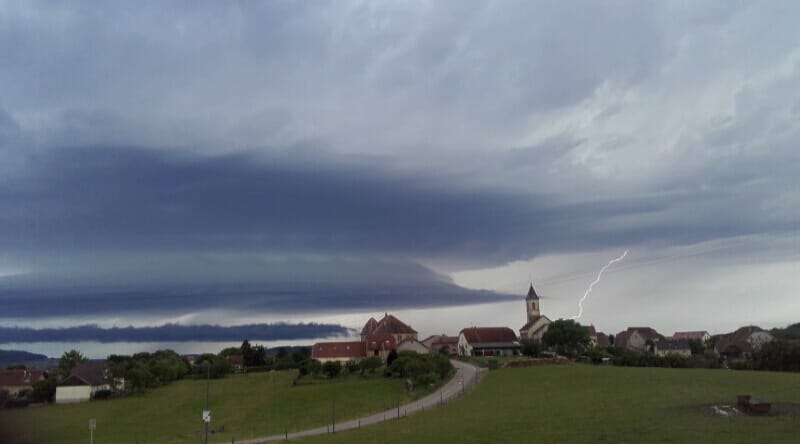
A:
234;359;481;443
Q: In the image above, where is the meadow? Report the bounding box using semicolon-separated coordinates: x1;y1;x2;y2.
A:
297;364;800;443
0;370;408;444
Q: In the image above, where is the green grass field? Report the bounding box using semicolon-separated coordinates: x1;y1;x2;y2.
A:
298;365;800;443
0;370;409;444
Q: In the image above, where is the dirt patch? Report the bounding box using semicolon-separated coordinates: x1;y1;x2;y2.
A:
697;403;800;418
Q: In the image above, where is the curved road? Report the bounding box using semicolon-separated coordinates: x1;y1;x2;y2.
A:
234;359;481;443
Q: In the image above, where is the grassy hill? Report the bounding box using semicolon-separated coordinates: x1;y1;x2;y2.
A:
298;364;800;443
0;370;408;444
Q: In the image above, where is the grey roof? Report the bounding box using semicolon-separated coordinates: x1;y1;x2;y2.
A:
527;283;539;299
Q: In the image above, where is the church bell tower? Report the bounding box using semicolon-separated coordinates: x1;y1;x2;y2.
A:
526;283;540;321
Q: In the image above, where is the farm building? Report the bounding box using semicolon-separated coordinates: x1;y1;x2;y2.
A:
55;363;110;404
458;327;520;357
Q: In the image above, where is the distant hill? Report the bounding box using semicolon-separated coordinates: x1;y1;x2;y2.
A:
0;349;58;369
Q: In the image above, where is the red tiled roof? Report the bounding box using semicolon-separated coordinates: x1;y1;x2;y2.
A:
361;317;378;335
65;363;106;386
672;331;709;340
431;336;458;345
311;341;366;359
716;325;769;354
614;330;631;348
365;334;396;351
624;327;664;342
460;327;518;344
585;325;598;336
0;369;45;387
370;313;417;335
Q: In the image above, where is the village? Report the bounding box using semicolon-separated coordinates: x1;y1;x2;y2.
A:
309;283;776;365
0;283;781;405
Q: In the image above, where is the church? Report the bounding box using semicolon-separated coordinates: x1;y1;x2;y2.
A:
519;283;551;341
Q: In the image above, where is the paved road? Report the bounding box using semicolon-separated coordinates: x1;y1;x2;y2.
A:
233;359;481;443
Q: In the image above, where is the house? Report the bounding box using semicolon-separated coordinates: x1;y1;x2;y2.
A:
655;338;692;357
55;363;110;404
364;334;396;360
585;325;610;348
311;341;366;363
716;326;774;361
519;284;551;341
397;339;429;354
458;327;520;357
361;313;418;344
423;335;459;356
0;369;46;397
671;331;710;344
615;327;665;353
312;313;418;363
226;355;244;371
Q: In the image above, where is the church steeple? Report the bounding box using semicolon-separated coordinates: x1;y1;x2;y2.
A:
525;283;540;321
527;283;539;300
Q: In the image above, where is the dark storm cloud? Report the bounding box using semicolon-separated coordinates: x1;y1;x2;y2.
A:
0;322;352;343
1;146;774;264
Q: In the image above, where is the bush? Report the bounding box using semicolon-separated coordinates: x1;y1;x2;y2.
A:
345;360;360;374
298;359;322;377
322;361;342;378
385;353;453;389
521;339;542;357
386;350;399;366
93;389;112;400
359;356;382;375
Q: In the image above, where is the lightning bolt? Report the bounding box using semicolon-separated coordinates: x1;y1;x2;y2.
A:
570;249;628;320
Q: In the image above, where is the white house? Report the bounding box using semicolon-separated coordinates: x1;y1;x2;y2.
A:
397;339;429;354
55;363;110;404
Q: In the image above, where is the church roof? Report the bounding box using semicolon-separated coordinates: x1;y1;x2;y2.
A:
527;283;539;299
520;315;550;332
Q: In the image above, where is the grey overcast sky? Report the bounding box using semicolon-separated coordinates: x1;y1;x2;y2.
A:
1;1;799;338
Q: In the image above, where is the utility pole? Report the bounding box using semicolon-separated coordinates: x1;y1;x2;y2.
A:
332;399;336;433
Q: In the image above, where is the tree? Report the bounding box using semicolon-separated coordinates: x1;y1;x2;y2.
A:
438;345;451;356
322;360;342;378
608;334;615;346
58;350;88;378
386;349;399;366
542;319;591;357
30;377;58;403
240;340;266;367
521;339;542;357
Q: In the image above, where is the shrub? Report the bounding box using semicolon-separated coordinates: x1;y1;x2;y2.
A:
359;356;382;375
345;360;360;374
298;359;322;377
322;361;342;378
385;353;453;389
93;389;112;400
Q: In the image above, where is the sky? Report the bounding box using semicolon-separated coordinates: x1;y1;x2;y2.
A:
1;1;799;352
